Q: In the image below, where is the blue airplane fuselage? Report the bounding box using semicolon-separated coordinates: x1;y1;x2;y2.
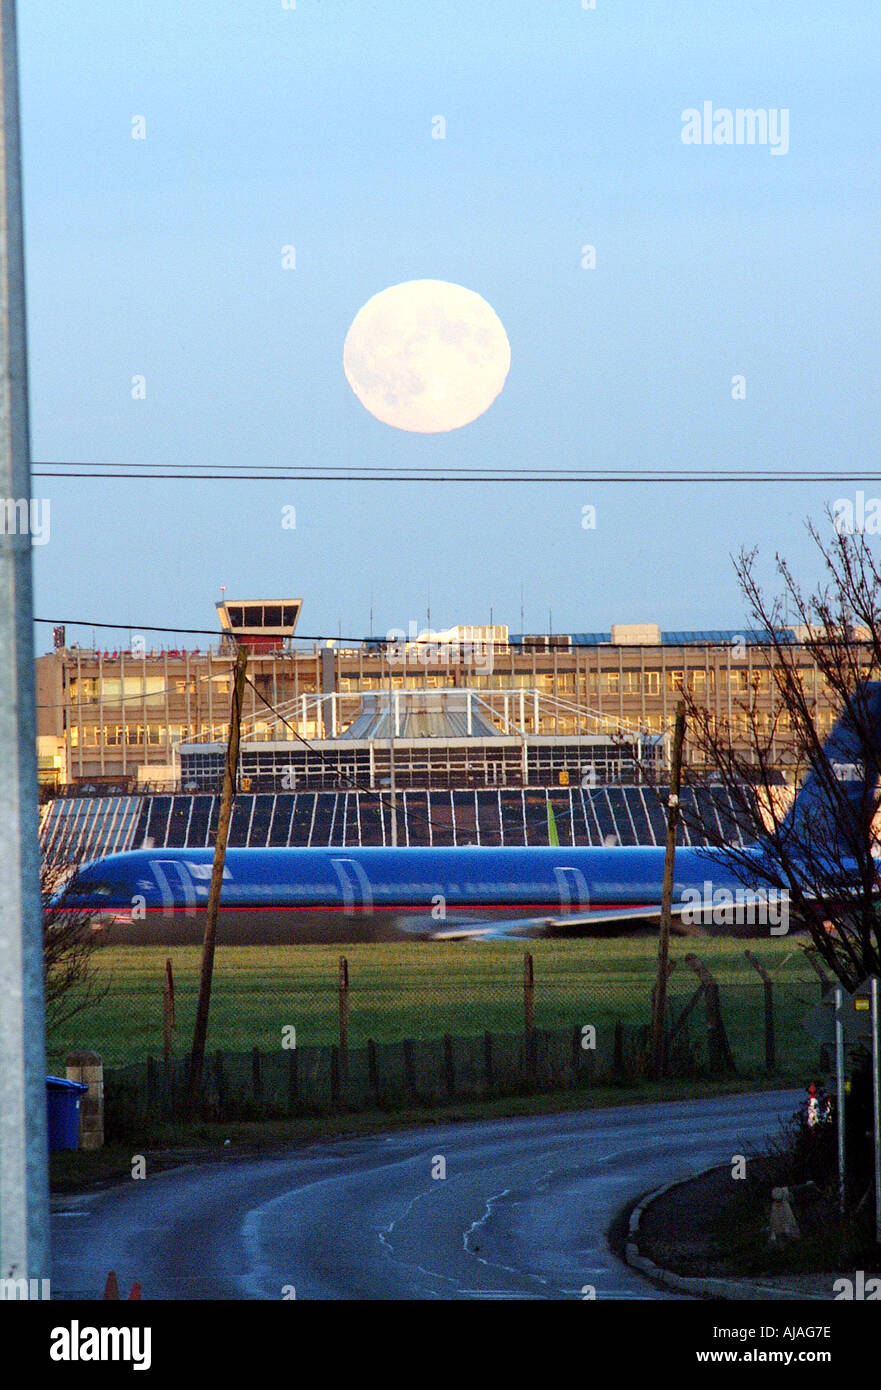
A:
59;843;773;943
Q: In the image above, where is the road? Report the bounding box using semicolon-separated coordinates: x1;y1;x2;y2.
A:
52;1089;801;1300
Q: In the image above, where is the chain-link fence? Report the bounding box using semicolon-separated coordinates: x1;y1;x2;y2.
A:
45;940;827;1132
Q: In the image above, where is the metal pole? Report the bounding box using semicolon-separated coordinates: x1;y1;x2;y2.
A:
835;985;846;1217
387;654;397;846
0;0;50;1287
867;973;872;1245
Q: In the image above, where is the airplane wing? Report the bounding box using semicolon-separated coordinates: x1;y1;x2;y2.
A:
425;901;702;941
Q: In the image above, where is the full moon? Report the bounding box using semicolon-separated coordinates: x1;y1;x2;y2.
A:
343;279;511;433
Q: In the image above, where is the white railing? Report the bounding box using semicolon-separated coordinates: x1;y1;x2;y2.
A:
178;687;663;750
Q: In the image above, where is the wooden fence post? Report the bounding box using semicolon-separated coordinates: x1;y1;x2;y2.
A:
613;1019;624;1076
163;957;175;1067
443;1033;456;1099
367;1038;380;1106
685;954;736;1074
804;951;833;1070
338;955;349;1053
744;950;776;1073
287;1047;299;1113
338;955;350;1093
524;951;535;1035
214;1049;226;1112
252;1047;263;1102
402;1039;416;1101
524;952;536;1085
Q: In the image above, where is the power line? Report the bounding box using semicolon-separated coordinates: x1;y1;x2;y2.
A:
35;616;804;653
35;618;367;643
31;466;879;483
35;459;702;476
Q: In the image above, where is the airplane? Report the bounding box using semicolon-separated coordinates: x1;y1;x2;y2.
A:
56;684;881;945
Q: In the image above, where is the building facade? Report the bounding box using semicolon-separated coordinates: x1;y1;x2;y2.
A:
34;611;840;792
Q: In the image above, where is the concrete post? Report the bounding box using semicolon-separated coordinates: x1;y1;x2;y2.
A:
0;0;51;1286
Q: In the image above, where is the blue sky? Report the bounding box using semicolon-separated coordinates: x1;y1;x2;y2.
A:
18;1;881;651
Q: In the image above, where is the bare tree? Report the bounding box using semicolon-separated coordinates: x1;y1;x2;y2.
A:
42;848;108;1031
677;518;881;991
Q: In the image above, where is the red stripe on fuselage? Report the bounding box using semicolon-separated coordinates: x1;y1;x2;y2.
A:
57;901;650;914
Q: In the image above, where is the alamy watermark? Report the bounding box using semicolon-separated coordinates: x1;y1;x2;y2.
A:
0;1276;51;1299
833;491;881;536
680;880;790;934
681;102;789;156
0;497;50;545
385;622;494;674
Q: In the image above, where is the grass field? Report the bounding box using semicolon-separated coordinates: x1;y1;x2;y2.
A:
46;935;826;1080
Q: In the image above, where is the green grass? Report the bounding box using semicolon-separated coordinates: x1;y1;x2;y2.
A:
46;936;826;1079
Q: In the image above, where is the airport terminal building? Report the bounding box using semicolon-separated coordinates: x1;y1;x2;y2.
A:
37;598;830;857
34;598;837;795
32;594;839;795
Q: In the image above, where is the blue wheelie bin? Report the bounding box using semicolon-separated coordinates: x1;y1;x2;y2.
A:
46;1076;89;1152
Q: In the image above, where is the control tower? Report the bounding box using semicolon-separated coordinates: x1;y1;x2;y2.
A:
216;598;302;653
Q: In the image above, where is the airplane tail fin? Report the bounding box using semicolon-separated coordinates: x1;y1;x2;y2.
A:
781;680;881;854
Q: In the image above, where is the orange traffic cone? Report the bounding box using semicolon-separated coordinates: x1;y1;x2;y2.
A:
128;1281;142;1300
102;1270;120;1300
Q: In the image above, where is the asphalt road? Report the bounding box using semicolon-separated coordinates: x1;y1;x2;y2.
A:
52;1089;801;1300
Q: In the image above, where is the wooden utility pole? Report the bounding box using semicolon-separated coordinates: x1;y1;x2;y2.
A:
650;701;686;1078
187;642;248;1110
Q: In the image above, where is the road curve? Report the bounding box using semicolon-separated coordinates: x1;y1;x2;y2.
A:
52;1089;801;1301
